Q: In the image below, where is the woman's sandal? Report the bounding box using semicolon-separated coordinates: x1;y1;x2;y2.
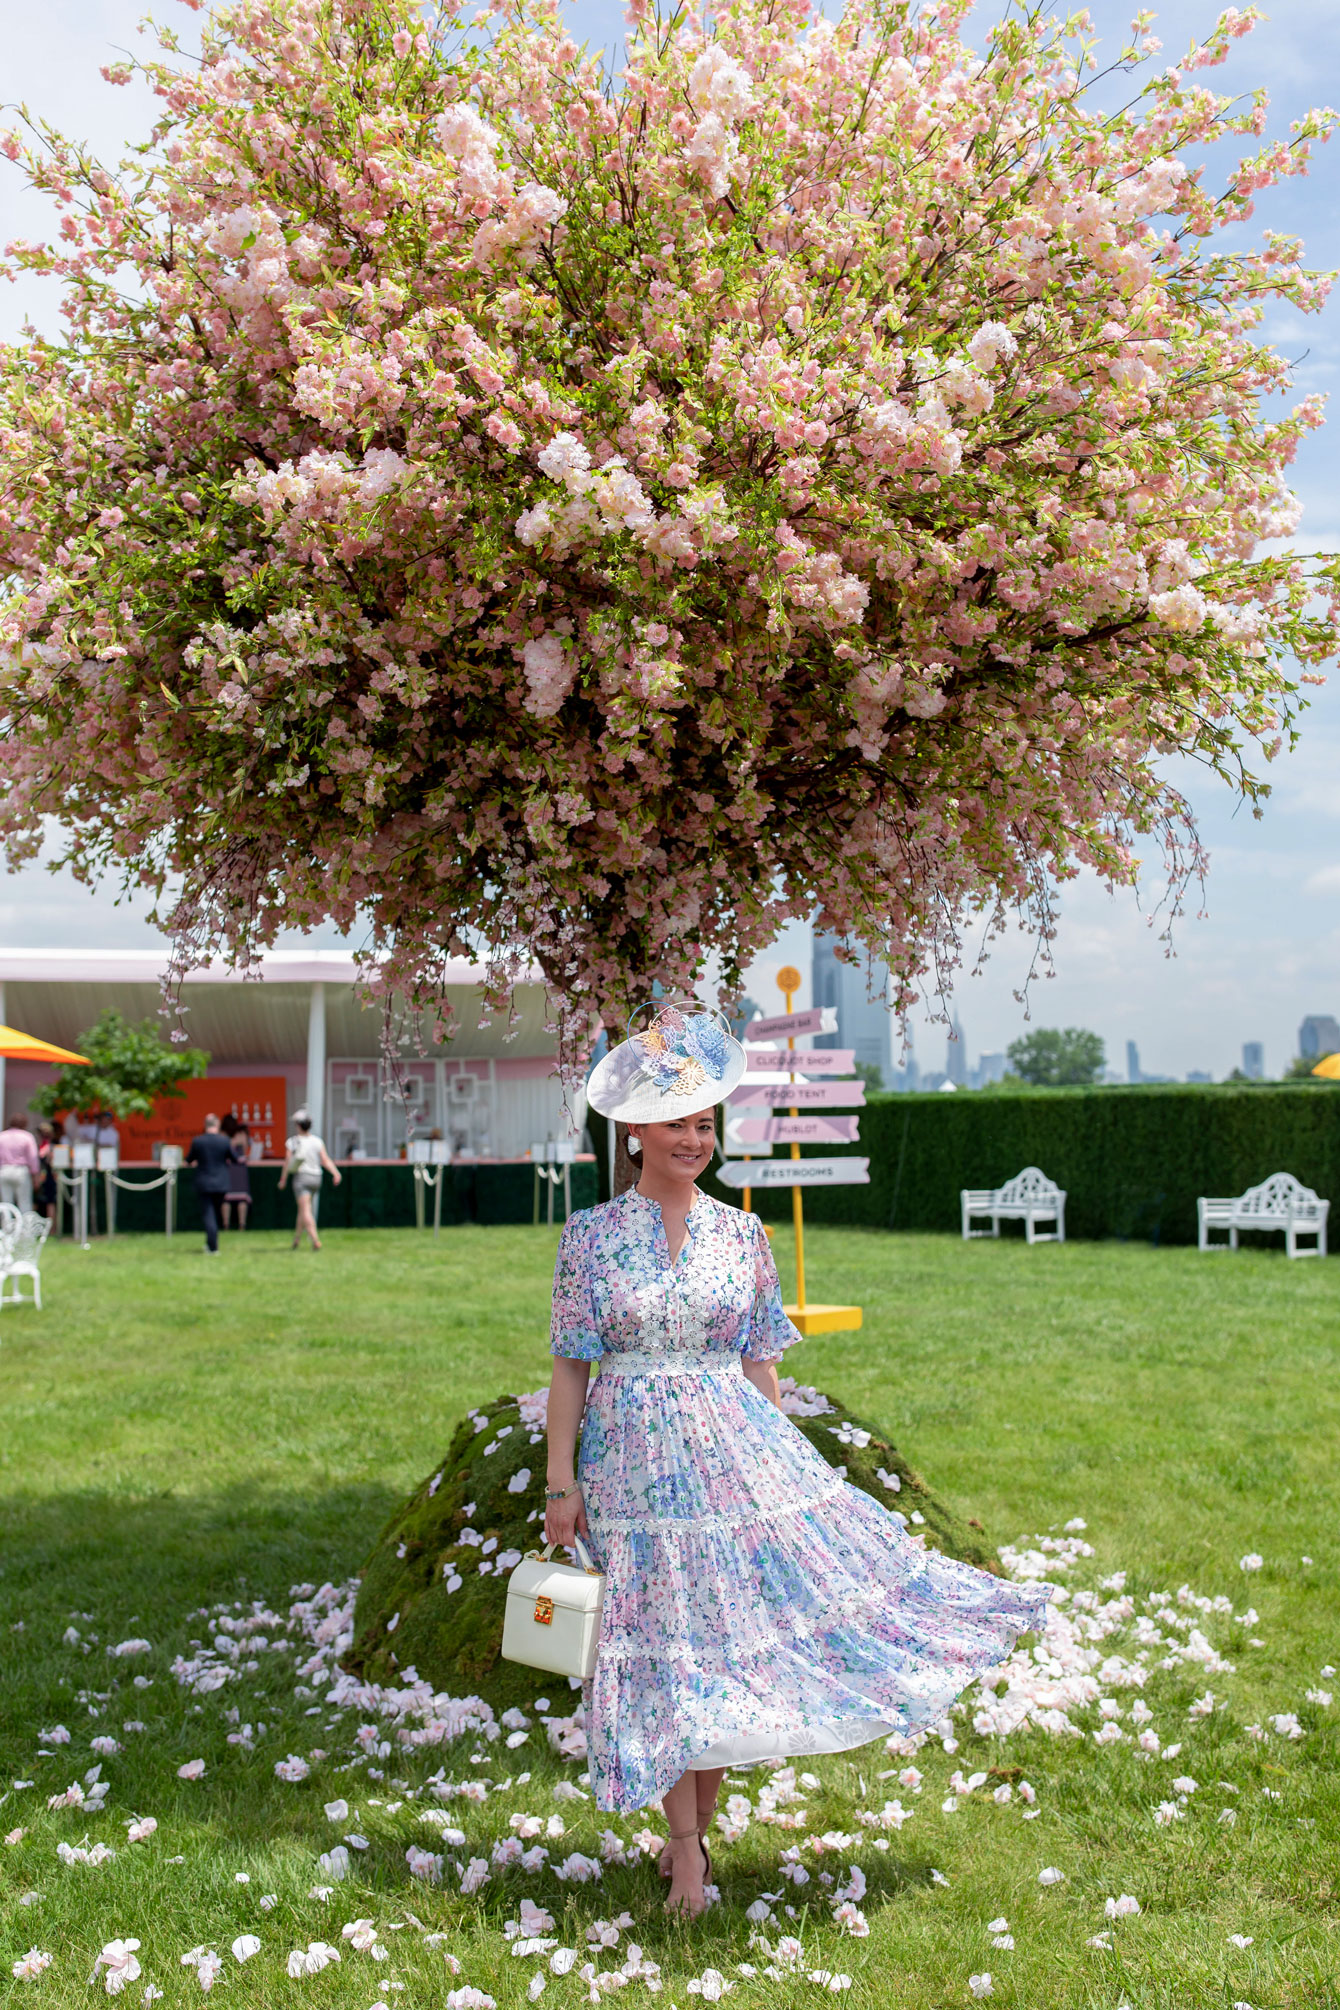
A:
663;1828;710;1918
659;1830;713;1885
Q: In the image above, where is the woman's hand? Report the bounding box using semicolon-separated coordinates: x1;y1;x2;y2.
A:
741;1355;783;1408
544;1484;590;1549
332;1169;342;1186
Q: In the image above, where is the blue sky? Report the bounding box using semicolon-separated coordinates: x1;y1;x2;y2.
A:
2;1;1338;1077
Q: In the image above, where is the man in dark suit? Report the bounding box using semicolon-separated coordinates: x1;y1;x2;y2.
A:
185;1114;239;1255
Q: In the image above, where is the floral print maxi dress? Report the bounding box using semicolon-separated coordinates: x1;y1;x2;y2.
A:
551;1186;1052;1814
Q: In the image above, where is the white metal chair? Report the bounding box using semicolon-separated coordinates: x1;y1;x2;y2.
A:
0;1202;51;1309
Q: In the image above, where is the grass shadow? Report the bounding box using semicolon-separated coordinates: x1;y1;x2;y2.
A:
0;1483;397;1634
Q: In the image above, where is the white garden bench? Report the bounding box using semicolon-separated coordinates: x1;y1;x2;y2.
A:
0;1202;51;1309
961;1166;1066;1244
1197;1172;1329;1259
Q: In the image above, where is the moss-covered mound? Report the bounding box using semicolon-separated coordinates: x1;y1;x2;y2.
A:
345;1376;1001;1711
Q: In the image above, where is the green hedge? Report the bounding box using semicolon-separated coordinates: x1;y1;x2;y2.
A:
590;1086;1339;1247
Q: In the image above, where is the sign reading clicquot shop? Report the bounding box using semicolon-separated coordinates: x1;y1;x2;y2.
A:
721;969;867;1336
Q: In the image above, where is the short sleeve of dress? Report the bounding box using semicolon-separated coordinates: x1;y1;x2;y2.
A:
549;1212;603;1360
741;1213;803;1362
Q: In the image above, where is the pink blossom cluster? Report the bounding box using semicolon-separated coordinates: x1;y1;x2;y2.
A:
0;0;1335;1053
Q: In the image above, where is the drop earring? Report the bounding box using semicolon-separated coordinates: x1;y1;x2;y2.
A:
626;1135;642;1156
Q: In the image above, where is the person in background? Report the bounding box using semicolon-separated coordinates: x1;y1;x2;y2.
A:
0;1114;40;1214
35;1121;58;1219
93;1112;120;1154
278;1113;341;1251
185;1113;240;1255
222;1122;252;1231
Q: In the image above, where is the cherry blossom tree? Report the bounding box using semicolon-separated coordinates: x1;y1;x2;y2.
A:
0;0;1335;1058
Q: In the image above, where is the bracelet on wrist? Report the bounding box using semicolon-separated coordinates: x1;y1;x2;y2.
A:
546;1483;581;1502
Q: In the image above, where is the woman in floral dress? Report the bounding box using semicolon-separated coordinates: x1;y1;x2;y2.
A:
545;1005;1051;1918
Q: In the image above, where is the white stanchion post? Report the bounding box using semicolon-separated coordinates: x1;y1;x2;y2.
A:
410;1139;430;1228
52;1143;70;1238
99;1147;119;1239
161;1146;183;1236
431;1140;449;1236
73;1143;95;1247
531;1141;545;1226
555;1138;576;1224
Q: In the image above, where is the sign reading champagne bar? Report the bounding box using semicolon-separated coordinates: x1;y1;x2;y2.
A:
730;1080;867;1109
742;1048;855;1074
744;1006;838;1043
718;1157;870;1190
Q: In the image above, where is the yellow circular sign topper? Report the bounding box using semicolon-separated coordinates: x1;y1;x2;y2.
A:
776;965;802;995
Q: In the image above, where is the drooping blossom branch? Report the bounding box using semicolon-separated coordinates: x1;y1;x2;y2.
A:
0;0;1335;1064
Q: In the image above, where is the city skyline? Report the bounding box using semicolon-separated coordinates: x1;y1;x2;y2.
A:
2;0;1338;1084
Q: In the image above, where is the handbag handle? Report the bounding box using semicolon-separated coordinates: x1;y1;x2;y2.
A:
534;1535;602;1577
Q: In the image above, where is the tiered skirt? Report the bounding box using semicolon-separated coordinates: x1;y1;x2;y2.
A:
577;1353;1052;1812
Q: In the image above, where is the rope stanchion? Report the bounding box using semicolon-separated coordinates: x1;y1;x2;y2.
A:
54;1169;91;1248
52;1161;181;1239
106;1167;180;1240
412;1162;444;1235
531;1160;572;1227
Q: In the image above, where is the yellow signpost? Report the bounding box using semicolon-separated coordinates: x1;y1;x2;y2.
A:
774;967;863;1338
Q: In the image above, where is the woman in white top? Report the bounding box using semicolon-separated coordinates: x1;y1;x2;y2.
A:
278;1114;341;1250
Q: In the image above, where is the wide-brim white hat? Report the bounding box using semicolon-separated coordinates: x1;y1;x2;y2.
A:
587;1005;746;1125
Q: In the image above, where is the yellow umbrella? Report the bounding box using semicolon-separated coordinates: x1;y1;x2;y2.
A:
1311;1053;1340;1080
0;1023;90;1066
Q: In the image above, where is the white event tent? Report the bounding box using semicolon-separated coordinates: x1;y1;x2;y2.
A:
0;949;583;1164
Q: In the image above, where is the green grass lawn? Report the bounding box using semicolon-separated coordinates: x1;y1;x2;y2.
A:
1;1225;1337;2008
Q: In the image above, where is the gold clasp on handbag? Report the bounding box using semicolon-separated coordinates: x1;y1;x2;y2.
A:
534;1595;555;1626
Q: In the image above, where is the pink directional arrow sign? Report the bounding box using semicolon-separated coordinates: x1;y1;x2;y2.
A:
746;1006;837;1042
743;1049;856;1074
728;1115;862;1145
730;1080;867;1109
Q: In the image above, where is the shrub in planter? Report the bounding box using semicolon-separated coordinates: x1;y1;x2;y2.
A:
346;1378;1000;1711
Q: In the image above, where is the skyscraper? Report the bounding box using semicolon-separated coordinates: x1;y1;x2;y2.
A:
811;933;893;1085
946;1015;967;1087
1241;1041;1264;1081
1299;1015;1340;1061
1126;1038;1141;1085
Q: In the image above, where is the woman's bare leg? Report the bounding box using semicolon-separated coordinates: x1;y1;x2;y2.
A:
659;1765;725;1879
660;1769;707;1917
295;1190;321;1250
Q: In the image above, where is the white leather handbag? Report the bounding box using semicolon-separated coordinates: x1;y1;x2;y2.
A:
502;1537;606;1681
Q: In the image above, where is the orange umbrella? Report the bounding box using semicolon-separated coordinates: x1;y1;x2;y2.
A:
0;1023;90;1066
1311;1053;1340;1080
